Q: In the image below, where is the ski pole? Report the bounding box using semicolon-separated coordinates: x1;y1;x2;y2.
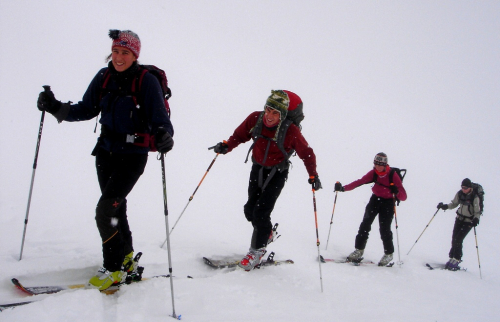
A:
473;227;482;279
325;185;339;250
19;85;50;261
159;153;178;319
162;152;219;247
391;187;402;267
406;209;440;255
311;188;324;292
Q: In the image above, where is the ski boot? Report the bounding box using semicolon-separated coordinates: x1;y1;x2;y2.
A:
346;249;364;264
123;252;144;283
88;267;126;290
378;253;393;266
444;258;461;271
238;247;266;271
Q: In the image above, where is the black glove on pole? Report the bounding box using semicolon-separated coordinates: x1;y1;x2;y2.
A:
20;85;50;261
37;85;61;115
308;175;322;190
437;202;448;210
212;141;228;154
155;127;174;153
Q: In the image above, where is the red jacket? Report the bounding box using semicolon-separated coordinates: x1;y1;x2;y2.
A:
225;111;318;177
343;167;407;201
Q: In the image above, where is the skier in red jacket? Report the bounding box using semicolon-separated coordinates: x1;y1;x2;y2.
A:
212;90;321;271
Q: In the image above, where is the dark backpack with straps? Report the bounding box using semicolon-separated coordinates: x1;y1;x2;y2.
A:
101;64;172;118
97;65;172;151
372;167;407;205
372;167;407;185
244;113;294;170
459;182;485;215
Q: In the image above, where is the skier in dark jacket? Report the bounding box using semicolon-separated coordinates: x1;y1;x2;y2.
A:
36;30;174;290
335;153;407;266
211;90;321;271
437;178;481;270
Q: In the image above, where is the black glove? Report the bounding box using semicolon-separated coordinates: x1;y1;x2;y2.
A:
334;182;344;192
308;175;322;190
155;127;174;153
389;184;399;195
471;217;479;227
213;142;228;154
437;202;448;210
37;88;61;114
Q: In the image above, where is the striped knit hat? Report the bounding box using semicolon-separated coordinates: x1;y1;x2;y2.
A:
265;90;290;120
109;29;141;58
374;152;388;166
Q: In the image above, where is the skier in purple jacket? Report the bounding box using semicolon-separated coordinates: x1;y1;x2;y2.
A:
334;152;407;266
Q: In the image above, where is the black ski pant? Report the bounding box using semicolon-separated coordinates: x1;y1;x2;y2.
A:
244;163;288;250
354;194;395;255
449;218;473;260
95;148;147;271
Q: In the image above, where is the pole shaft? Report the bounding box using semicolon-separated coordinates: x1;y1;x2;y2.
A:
312;189;323;292
19;110;45;261
473;227;482;279
393;195;402;267
167;153;219;238
160;154;177;318
406;209;439;255
325;191;338;250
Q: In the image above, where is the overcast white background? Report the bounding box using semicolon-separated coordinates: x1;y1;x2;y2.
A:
1;1;499;321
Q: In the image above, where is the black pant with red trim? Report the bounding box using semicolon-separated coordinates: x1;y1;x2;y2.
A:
95;148;147;272
244;163;288;250
354;194;395;255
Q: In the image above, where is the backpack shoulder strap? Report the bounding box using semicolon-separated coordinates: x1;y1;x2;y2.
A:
244;112;265;163
276;119;294;159
389;168;396;185
99;68;111;101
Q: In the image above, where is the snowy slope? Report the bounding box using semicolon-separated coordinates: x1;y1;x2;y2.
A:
1;1;499;321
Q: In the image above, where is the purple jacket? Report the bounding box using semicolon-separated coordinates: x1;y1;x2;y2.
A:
344;168;407;201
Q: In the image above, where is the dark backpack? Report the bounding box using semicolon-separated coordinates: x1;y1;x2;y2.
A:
101;64;172;118
372;167;407;185
372;167;407;205
465;182;485;215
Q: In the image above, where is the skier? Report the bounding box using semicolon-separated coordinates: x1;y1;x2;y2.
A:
36;30;174;290
437;178;481;270
334;152;407;266
211;90;321;271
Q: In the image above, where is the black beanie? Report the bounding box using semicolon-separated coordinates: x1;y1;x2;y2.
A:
461;178;472;188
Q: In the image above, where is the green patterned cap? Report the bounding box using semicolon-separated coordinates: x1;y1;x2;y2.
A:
265;90;290;119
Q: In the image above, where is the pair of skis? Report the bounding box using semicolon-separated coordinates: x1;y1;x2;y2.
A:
319;255;394;267
203;251;294;269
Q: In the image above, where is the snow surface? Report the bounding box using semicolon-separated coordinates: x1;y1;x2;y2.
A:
1;1;499;321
